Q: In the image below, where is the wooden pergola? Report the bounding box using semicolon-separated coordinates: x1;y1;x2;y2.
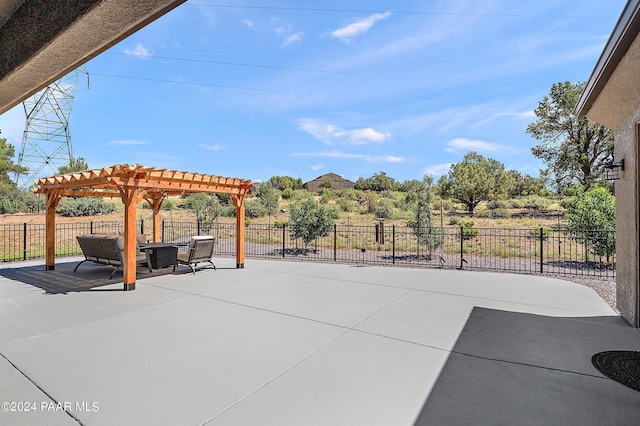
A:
33;164;253;290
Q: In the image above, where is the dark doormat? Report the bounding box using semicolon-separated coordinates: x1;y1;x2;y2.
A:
592;351;640;392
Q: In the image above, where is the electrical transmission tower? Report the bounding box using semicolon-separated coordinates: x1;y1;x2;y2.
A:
15;65;89;189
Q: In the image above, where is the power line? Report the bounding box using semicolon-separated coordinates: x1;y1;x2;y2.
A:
90;72;305;94
109;52;395;78
186;3;527;18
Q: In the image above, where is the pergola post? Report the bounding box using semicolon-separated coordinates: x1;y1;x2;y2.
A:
232;194;245;268
120;186;140;290
44;191;62;270
146;195;164;243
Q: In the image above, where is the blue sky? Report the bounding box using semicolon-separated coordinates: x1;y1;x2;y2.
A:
0;0;627;185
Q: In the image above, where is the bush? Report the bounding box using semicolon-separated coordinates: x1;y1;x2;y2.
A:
373;200;395;219
245;199;267;218
522;195;550;210
487;199;508;210
56;197;116;217
0;197;19;214
281;188;294;199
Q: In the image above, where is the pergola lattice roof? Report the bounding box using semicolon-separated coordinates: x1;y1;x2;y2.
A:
33;164;253;197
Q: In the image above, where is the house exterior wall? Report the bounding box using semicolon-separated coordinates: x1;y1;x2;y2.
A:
613;112;640;327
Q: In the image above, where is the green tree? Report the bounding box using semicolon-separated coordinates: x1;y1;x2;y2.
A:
57;156;89;174
255;182;280;216
564;185;616;258
407;175;444;258
184;193;221;225
318;175;335;191
440;152;509;212
288;198;337;248
354;171;398;191
527;81;614;191
267;175;303;190
0;132;27;195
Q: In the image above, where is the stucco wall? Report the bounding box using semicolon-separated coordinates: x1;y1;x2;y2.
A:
614;112;640;326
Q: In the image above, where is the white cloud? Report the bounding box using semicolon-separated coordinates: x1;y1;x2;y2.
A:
444;138;518;154
423;163;452;177
385;156;404;163
108;139;151;146
310;164;325;171
283;31;304;46
200;144;224;151
123;43;151;58
330;11;392;42
298;119;390;146
242;19;255;29
290;150;404;163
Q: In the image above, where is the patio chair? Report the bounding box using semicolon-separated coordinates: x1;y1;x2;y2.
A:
176;236;216;274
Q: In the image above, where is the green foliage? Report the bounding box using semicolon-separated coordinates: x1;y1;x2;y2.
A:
255;182;280;215
354;171;398;191
318;175;335;191
245;199;268;218
564;186;615;256
57;156;89;174
288;198;337;247
522;195;550;210
162;198;174;210
458;220;479;239
440;152;510;212
527;81;614;191
267;175;303;190
281;188;294;199
0;132;27;195
373;199;395;219
319;189;332;204
0;197;19;214
56;197;116;217
407;176;444;252
183;193;221;224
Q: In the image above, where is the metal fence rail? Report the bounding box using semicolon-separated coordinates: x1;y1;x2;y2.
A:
0;220;615;279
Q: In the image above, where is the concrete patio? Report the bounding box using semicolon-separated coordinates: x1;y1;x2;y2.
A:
1;258;639;425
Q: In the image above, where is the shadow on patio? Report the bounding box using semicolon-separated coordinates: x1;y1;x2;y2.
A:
415;307;640;425
0;260;190;294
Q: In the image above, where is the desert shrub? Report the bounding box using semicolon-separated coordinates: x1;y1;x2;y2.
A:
56;197;116;217
220;205;236;217
281;188;294;199
522;195;550;210
245;199;267;218
487;199;508;210
373;201;395;219
0;197;19;214
320;189;332;204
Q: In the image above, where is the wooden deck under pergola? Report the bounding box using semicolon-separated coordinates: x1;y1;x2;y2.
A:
33;164;253;290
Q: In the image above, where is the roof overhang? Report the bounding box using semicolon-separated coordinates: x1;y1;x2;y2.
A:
575;0;640;129
0;0;186;115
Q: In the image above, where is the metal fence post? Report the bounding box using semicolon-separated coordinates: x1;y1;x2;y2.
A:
140;219;144;236
162;220;165;242
392;225;395;265
459;225;464;269
334;224;337;261
282;224;286;258
90;221;93;234
197;221;201;236
540;227;544;273
23;222;27;261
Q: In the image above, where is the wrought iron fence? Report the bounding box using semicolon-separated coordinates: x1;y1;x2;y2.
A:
0;220;615;279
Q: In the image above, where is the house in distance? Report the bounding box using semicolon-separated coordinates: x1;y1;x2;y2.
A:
303;173;355;192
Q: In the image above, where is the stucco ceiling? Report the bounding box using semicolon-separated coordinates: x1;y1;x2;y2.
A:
0;0;186;115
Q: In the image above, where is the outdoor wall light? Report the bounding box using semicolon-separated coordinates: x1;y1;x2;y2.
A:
604;158;624;180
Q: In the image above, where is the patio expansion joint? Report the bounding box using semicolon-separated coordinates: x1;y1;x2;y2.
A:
0;352;81;424
200;273;427;424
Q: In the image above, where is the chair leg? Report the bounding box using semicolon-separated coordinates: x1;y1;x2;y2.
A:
73;260;87;273
109;267;120;280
